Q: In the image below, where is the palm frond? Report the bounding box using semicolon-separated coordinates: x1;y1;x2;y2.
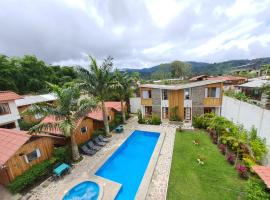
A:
74;98;98;120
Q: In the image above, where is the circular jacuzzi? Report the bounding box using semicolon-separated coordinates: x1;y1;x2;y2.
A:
63;181;100;200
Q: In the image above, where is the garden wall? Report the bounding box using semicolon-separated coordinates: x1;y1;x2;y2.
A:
222;96;270;164
129;97;141;113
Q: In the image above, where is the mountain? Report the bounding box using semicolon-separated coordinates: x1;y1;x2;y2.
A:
124;57;270;79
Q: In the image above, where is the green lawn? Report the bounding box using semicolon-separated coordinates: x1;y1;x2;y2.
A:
167;130;247;200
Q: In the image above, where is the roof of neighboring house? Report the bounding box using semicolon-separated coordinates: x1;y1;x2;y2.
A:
238;79;270;88
15;93;57;107
0;128;31;166
0;91;22;103
40;101;123;135
189;75;209;81
105;101;123;112
252;165;270;189
207;75;247;82
140;79;223;90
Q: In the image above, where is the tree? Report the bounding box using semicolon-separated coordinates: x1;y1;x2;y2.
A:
114;70;133;123
171;60;191;78
26;83;97;161
77;56;115;136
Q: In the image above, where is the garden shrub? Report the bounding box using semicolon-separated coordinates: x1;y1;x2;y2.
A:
137;109;145;124
150;114;161;125
236;164;249;179
7;159;55;193
169;106;180;121
250;138;267;162
227;153;235;165
243;155;256;171
218;144;226;155
53;146;72;164
246;178;270;200
93;128;106;137
18;119;39;131
8;146;73;193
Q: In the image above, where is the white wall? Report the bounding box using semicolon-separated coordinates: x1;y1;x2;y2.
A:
222;96;270;164
130;97;141;113
222;96;270;143
0;101;20;128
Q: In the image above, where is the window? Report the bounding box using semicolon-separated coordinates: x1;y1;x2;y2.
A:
184;88;190;100
204;107;215;114
145;106;152;116
162;90;168;100
24;149;41;163
108;115;112;121
162;107;169;118
142;90;151;99
81;127;88;134
184;108;191;120
205;87;221;98
0;103;10;115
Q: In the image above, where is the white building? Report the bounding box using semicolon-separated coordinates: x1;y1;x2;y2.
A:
0;91;22;129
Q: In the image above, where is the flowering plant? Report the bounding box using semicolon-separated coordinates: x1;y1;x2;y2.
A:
197;155;206;165
218;144;226;155
226;153;235;165
236;164;249;179
193;139;200;145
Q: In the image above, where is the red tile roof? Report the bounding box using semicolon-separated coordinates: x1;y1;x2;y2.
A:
0;128;31;166
105;101;123;112
252;165;270;189
0;91;22;102
40;101;124;135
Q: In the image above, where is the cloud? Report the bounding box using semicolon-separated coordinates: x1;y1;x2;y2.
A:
0;0;269;68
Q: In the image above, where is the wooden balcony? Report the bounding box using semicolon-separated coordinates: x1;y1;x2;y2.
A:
203;98;222;107
141;98;152;106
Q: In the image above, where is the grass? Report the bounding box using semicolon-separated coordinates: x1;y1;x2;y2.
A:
167;130;247;200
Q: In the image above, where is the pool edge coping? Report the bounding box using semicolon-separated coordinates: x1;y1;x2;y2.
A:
135;128;166;200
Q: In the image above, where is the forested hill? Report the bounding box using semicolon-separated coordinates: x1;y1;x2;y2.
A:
0;55;78;94
124;57;270;79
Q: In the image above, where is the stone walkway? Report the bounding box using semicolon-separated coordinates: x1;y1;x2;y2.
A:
18;116;176;200
146;123;176;200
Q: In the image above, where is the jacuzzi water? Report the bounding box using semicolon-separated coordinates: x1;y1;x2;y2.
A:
95;130;160;200
63;181;99;200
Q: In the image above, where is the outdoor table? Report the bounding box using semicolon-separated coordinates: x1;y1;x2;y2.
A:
53;163;71;177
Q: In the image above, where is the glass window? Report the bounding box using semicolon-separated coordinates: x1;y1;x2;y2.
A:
207;88;217;98
81;127;88;134
25;149;41;163
162;90;168;100
184;89;190;100
0;103;10;115
142;90;151;99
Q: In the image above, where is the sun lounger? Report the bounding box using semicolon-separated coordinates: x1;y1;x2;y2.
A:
87;140;102;151
81;145;96;155
94;137;106;146
98;135;111;143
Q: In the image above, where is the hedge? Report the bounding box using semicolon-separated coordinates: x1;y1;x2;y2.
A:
7;146;72;193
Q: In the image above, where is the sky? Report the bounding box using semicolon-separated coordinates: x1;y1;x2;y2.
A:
0;0;270;69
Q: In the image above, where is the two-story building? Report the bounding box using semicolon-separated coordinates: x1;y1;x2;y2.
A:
0;91;22;129
140;80;223;122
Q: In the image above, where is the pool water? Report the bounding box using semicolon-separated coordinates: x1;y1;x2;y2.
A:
63;181;99;200
95;130;160;200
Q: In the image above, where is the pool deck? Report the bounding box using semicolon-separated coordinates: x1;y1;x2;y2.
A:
26;116;176;200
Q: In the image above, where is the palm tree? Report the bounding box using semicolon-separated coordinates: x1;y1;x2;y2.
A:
114;70;133;123
77;56;115;136
25;83;97;161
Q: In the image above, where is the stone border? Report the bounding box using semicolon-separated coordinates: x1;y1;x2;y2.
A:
135;129;165;199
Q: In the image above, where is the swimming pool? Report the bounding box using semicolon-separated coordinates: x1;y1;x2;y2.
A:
63;181;99;200
95;130;160;200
